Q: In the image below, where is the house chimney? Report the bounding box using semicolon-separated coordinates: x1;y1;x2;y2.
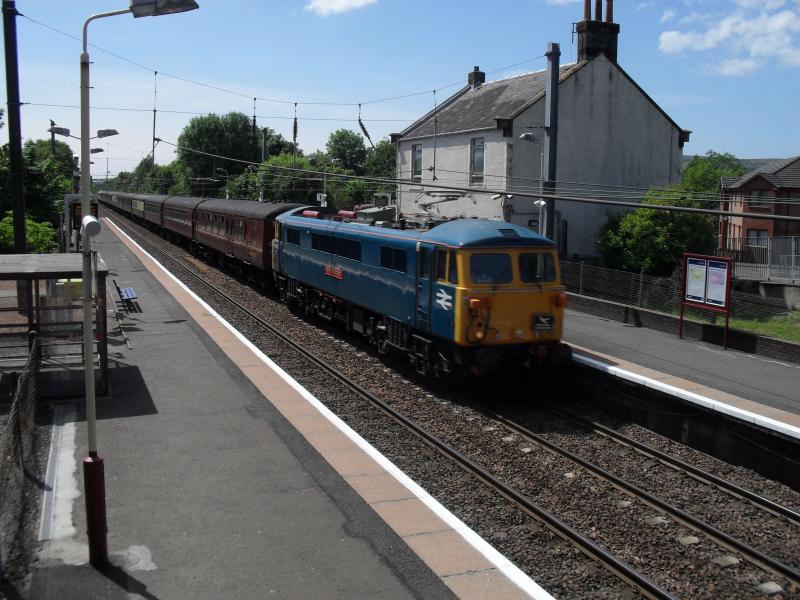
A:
576;1;620;62
468;66;485;89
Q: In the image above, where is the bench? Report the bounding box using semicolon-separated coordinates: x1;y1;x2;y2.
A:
113;279;139;312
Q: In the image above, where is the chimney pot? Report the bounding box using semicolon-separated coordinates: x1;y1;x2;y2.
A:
606;0;613;22
595;0;602;20
468;66;485;89
584;0;590;20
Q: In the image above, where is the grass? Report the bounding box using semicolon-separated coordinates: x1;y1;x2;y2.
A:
728;310;800;343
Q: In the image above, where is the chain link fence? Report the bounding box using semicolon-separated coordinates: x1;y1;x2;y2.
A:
560;260;791;324
1;333;44;590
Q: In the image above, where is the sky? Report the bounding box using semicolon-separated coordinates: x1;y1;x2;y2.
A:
1;0;799;179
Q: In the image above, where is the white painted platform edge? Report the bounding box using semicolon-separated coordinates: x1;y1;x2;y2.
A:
105;218;555;600
38;405;64;541
573;352;800;440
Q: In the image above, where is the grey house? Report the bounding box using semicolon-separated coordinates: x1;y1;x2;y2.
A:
392;3;690;258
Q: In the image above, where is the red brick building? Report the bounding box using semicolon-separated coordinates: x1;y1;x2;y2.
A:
719;156;800;251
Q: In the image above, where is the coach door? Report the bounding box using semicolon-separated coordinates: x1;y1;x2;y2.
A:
415;243;433;333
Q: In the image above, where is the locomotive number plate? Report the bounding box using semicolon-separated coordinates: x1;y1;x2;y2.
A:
532;314;554;330
324;265;344;280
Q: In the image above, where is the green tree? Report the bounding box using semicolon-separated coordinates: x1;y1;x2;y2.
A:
597;187;716;276
0;212;56;253
0;141;72;226
24;138;74;179
364;139;395;179
176;112;260;180
681;151;745;193
326;129;367;173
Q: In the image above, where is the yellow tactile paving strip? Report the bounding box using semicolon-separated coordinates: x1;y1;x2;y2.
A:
104;218;536;600
571;343;800;431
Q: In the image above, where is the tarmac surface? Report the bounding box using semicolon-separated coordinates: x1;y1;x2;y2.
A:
564;309;800;416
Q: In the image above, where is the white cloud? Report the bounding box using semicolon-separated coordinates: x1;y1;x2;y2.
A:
305;0;376;17
661;9;677;22
713;57;761;75
658;3;800;75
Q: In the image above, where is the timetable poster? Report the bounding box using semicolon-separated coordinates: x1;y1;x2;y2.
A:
706;260;729;307
685;258;707;303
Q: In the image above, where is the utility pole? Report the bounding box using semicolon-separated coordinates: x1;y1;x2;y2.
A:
50;119;57;156
542;42;560;243
3;0;26;252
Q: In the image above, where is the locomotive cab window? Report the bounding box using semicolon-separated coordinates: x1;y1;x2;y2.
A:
519;252;556;283
285;228;300;245
470;253;512;285
380;246;406;272
435;248;458;284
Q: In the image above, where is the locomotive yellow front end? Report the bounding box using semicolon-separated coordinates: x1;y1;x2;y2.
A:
452;247;571;372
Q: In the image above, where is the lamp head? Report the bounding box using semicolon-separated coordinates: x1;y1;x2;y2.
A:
96;129;119;138
130;0;199;18
81;215;102;239
49;126;71;137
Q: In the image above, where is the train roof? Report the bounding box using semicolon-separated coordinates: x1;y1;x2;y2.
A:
197;198;304;219
279;209;555;249
163;196;208;210
420;219;555;248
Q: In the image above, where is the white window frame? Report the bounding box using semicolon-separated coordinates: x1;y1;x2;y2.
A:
470;137;485;185
411;144;422;181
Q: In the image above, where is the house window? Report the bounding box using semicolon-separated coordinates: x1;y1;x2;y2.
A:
747;229;768;247
470;137;485;185
747;191;770;209
412;145;422;181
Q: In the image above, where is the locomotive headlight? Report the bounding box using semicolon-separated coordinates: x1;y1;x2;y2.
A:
514;329;525;340
475;330;484;340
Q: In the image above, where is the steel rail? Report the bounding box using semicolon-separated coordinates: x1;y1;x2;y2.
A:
106;210;676;600
545;403;800;526
476;404;800;587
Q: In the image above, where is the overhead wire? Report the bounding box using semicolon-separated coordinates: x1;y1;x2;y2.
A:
19;12;545;109
152;138;800;223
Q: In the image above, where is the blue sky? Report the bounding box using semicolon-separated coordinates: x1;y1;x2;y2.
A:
2;0;799;178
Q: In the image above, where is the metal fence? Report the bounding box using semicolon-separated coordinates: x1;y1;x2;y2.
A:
718;236;800;282
0;333;41;520
561;260;791;323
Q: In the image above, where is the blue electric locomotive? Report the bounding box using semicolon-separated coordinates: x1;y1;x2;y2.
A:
274;209;570;376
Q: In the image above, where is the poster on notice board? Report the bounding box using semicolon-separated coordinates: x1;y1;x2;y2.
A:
685;257;707;303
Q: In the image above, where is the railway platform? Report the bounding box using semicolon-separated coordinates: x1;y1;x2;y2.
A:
564;309;800;434
29;221;544;600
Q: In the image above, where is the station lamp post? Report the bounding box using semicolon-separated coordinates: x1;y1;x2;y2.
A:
79;0;199;568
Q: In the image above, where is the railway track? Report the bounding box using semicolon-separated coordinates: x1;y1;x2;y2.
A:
105;211;800;599
471;402;800;586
